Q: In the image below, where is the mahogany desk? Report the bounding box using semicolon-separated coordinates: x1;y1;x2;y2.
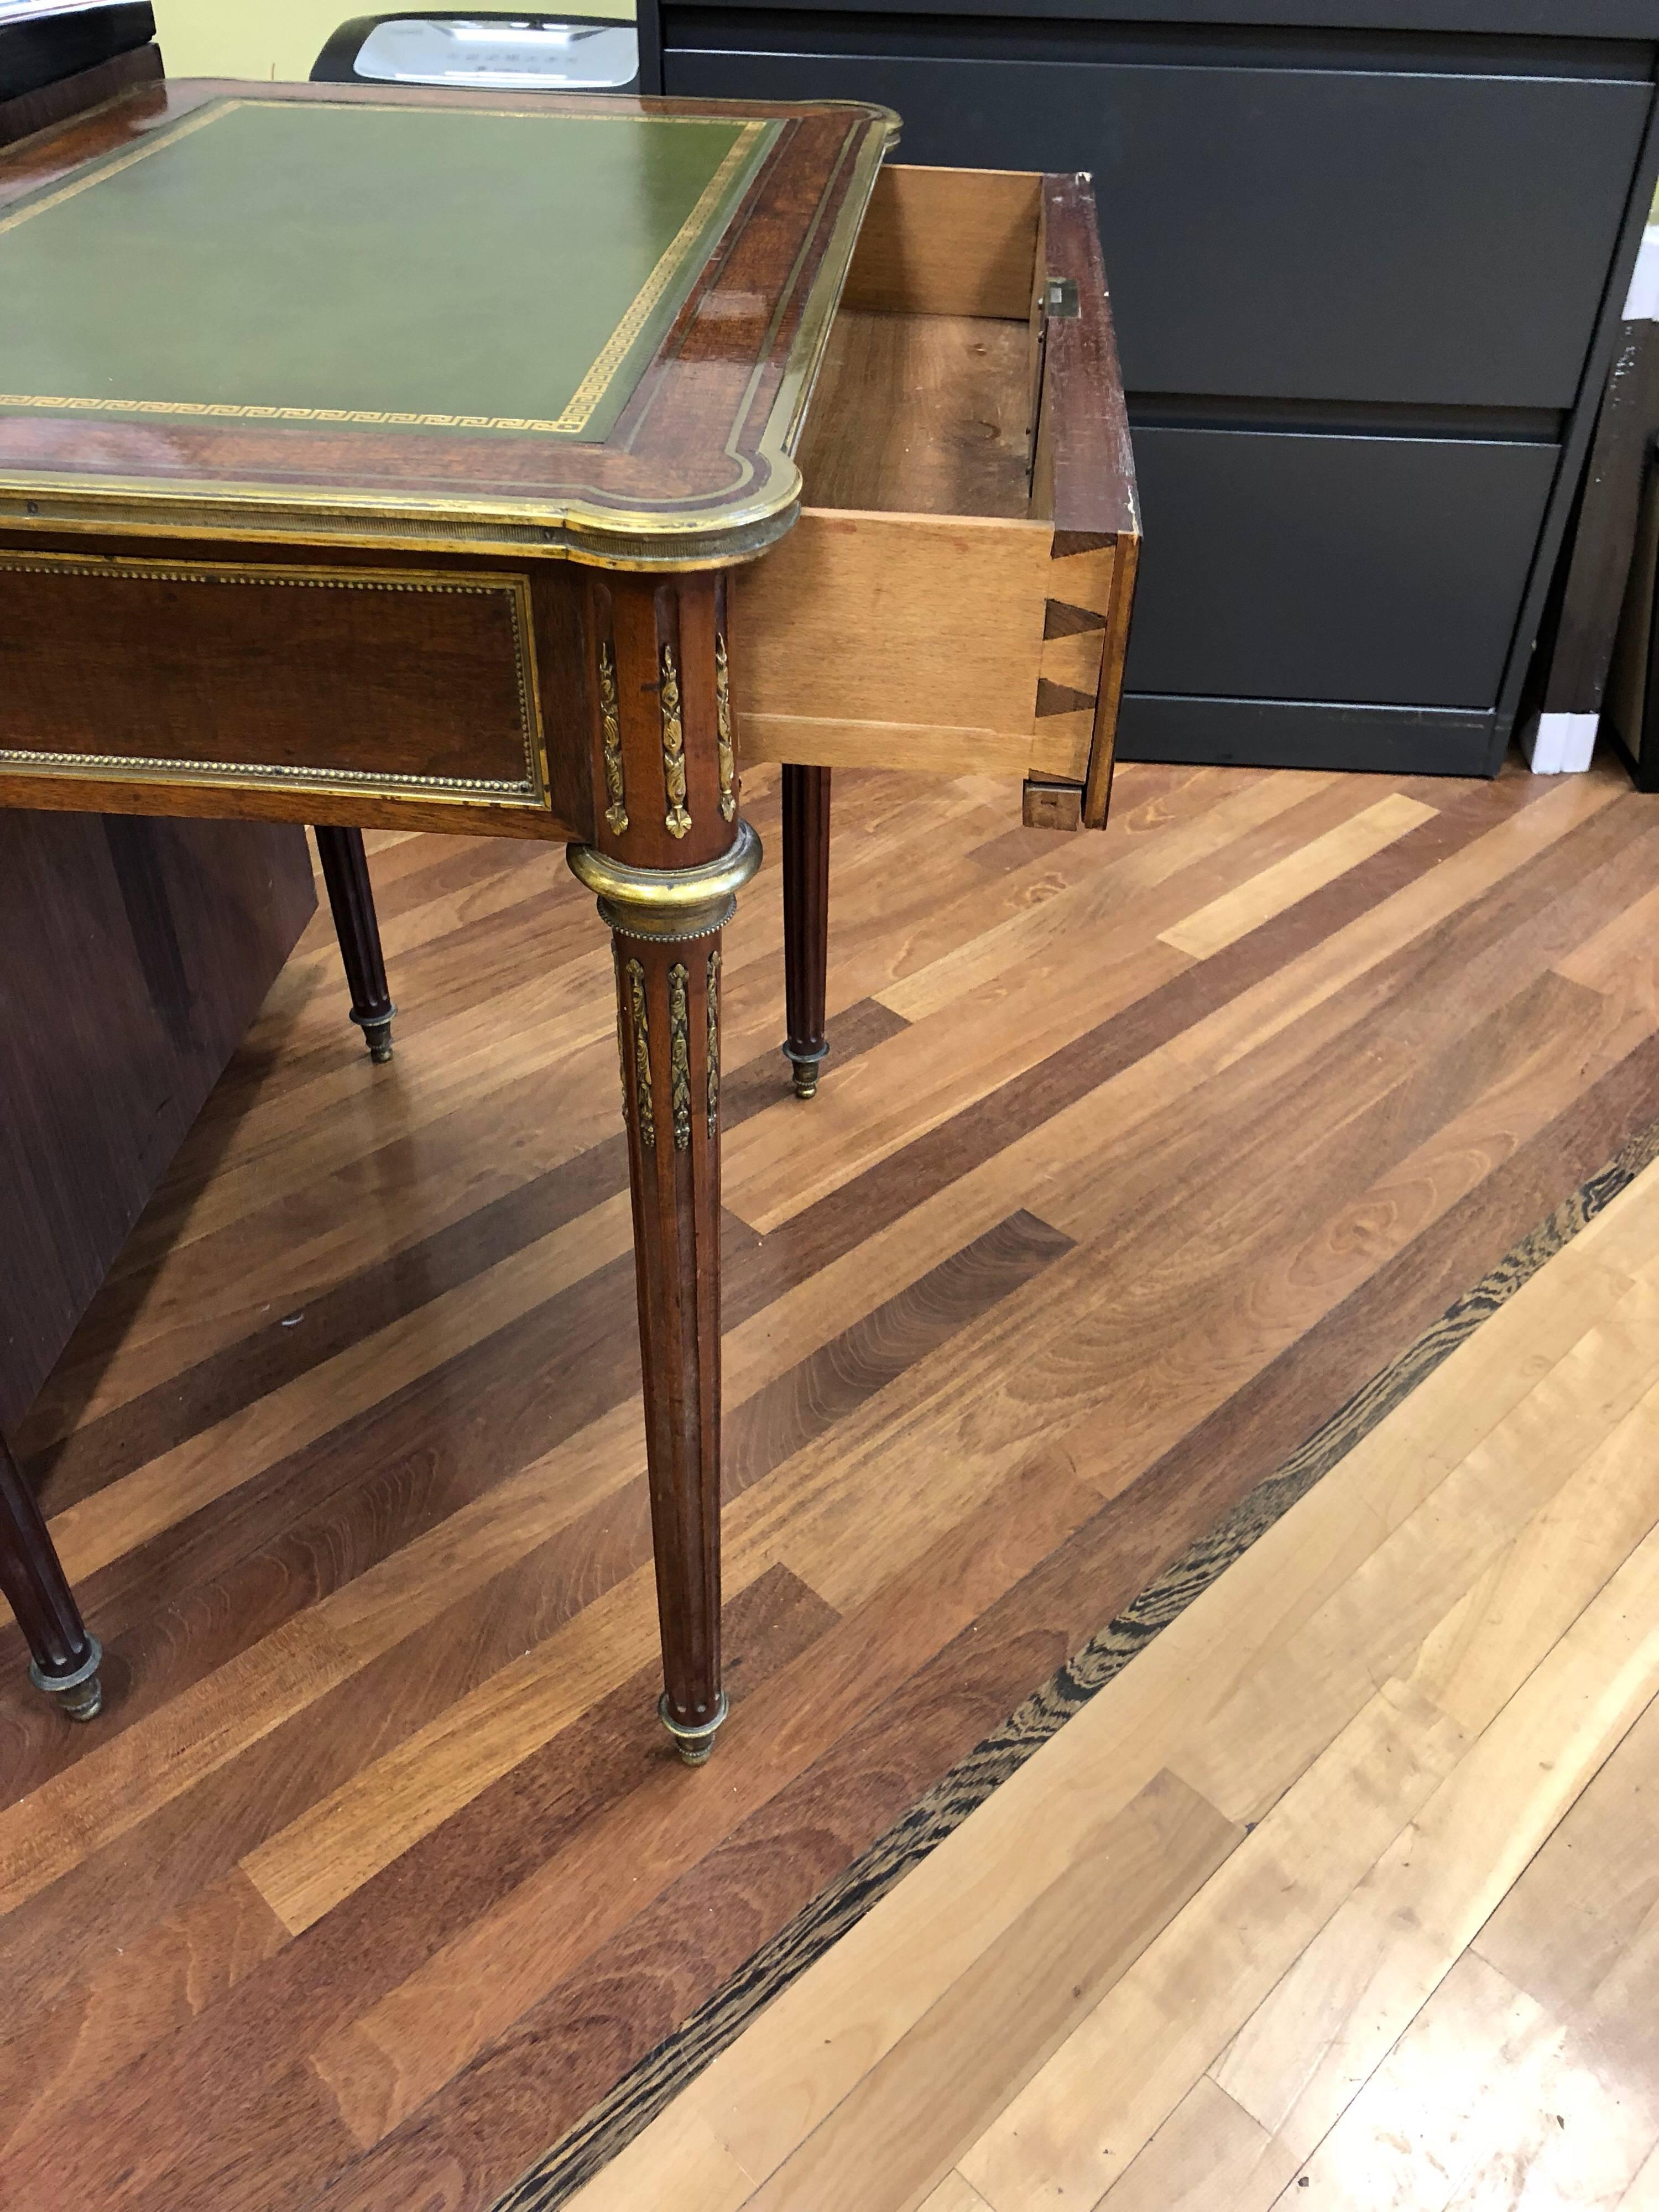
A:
0;77;1138;1761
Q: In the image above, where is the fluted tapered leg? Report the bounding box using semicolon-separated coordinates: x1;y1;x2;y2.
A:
614;923;727;1754
315;825;395;1061
1;1428;102;1721
568;567;757;1761
782;763;831;1099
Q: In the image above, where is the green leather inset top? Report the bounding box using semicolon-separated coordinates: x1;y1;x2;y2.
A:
0;99;773;439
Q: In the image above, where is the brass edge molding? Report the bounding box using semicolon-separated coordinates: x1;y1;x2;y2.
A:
668;964;693;1152
714;633;738;823
706;947;721;1139
0;550;549;808
0;108;891;566
624;956;656;1149
598;639;628;834
659;643;691;839
568;819;761;941
0;486;802;570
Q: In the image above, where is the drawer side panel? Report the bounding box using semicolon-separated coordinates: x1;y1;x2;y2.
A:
738;507;1114;779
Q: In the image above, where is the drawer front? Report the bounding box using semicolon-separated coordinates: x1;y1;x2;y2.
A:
1125;426;1559;707
667;47;1650;410
0;549;552;814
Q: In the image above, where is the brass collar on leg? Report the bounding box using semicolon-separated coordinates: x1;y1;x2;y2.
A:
568;820;762;941
659;1689;729;1766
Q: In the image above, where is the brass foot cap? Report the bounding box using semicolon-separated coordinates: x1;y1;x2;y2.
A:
351;1006;397;1063
659;1689;729;1767
783;1041;829;1101
31;1635;103;1723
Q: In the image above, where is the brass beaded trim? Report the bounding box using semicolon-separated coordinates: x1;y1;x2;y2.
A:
598;639;628;836
660;644;691;839
714;632;738;825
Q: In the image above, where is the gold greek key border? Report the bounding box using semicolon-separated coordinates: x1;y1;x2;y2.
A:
0;550;550;809
0;101;769;438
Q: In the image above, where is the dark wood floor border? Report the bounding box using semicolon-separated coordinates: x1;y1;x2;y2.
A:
489;1105;1659;2212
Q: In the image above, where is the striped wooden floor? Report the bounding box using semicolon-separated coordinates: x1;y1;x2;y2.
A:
1;751;1657;2212
585;1133;1659;2212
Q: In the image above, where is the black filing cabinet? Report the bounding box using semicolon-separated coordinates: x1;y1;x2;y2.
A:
639;0;1659;775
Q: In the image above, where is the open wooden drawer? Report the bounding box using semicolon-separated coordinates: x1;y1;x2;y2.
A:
737;163;1140;831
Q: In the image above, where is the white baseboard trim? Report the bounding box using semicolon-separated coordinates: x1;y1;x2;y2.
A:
1624;226;1659;322
1523;710;1600;775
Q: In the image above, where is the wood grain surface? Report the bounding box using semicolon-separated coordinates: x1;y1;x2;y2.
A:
597;1142;1659;2212
2;751;1657;2212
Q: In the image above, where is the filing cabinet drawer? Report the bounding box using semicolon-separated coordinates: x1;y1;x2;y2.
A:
669;45;1651;411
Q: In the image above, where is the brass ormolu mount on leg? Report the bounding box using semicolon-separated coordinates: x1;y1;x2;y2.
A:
569;822;761;1766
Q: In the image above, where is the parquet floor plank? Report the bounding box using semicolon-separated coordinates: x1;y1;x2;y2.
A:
735;1772;1240;2212
1475;1694;1659;2021
723;765;1579;1295
302;1448;1106;2158
1159;789;1438;958
959;1527;1659;2212
13;1443;1099;2212
729;774;1430;1233
581;1156;1659;2212
875;765;1345;1026
1271;1949;1659;2210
